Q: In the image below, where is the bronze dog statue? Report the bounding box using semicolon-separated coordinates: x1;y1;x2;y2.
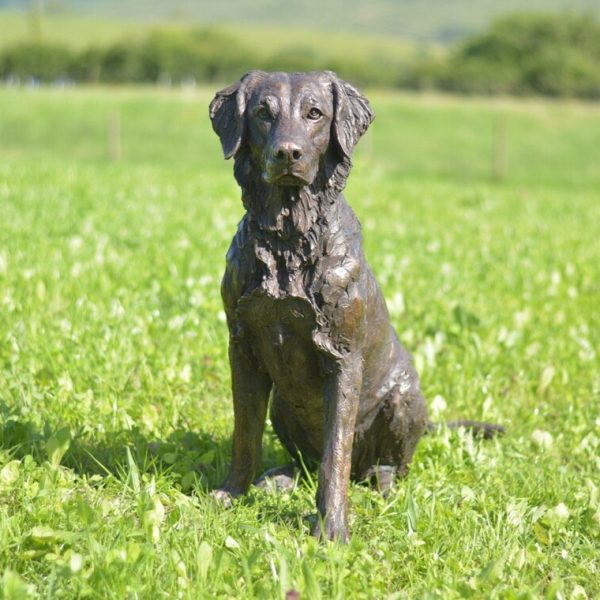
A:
209;71;500;541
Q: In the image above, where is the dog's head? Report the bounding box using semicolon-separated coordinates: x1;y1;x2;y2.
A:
209;71;374;190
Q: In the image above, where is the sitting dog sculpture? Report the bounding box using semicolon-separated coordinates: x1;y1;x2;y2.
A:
209;71;500;541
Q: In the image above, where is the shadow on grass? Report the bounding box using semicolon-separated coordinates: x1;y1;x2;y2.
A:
0;400;289;492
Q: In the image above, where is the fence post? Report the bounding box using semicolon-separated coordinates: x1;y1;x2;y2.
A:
107;110;122;162
492;116;507;181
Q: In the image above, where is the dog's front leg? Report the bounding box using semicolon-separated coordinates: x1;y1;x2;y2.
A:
215;338;272;500
312;352;363;542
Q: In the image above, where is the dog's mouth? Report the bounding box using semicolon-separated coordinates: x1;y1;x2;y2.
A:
263;167;312;187
274;173;310;186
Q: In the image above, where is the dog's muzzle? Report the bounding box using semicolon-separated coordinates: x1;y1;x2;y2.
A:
263;141;315;186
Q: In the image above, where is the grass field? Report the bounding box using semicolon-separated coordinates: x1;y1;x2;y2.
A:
0;85;599;598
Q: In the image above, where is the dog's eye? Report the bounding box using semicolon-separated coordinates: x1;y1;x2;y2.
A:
256;106;272;121
307;107;323;121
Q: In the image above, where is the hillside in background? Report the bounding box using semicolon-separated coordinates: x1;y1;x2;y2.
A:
1;0;599;42
1;10;599;97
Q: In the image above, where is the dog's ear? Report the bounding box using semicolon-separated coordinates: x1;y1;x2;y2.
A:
209;70;267;159
328;72;375;159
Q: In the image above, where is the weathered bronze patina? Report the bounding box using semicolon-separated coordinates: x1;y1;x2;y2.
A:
209;71;497;542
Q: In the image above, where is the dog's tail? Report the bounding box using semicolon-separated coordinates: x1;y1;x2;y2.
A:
427;420;505;440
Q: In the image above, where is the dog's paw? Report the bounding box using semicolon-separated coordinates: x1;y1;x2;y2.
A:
254;465;297;493
361;464;397;497
210;488;234;508
310;517;350;543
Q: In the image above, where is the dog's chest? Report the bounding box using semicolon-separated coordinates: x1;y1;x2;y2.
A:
237;291;316;335
237;234;331;336
237;290;324;392
237;238;318;338
251;237;316;299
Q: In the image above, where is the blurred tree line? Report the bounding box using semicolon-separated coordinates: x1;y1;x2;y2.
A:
1;13;600;98
407;13;600;98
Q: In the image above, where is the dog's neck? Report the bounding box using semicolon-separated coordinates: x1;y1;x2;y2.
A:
233;149;353;297
243;185;329;243
234;149;352;244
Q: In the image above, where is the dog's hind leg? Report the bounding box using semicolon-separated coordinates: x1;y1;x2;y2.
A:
355;383;428;494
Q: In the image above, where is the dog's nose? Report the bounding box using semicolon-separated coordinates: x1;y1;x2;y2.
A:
273;142;303;164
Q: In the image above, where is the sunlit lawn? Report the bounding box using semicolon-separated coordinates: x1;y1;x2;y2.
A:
0;86;599;598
